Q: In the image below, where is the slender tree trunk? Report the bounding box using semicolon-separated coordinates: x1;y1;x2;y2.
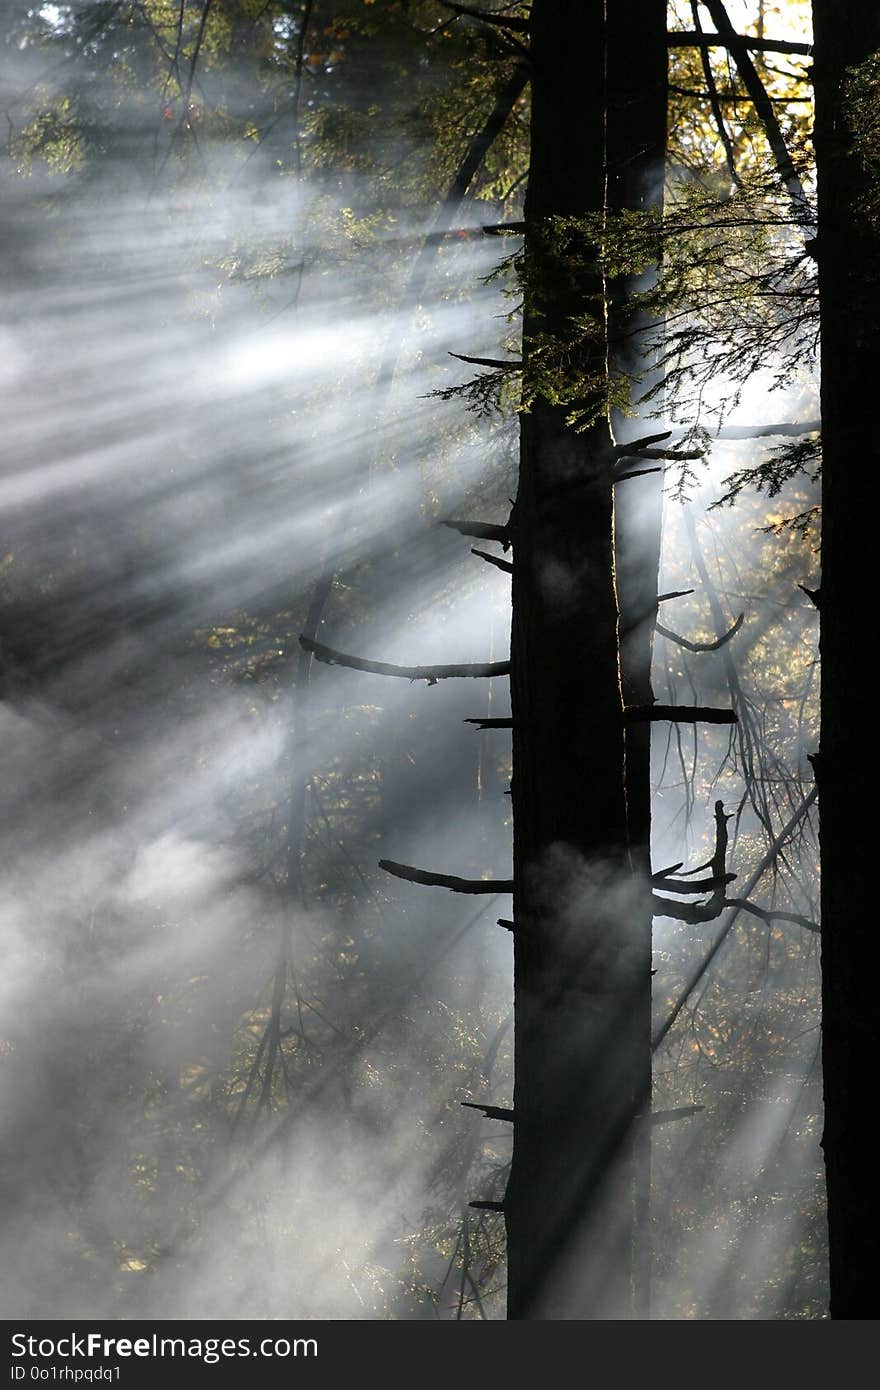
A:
505;0;660;1319
812;0;880;1320
607;1;668;1320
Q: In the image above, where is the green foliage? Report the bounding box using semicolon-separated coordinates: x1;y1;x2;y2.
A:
715;436;822;513
14;96;86;174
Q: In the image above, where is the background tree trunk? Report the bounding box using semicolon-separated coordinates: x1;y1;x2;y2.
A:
607;0;668;1320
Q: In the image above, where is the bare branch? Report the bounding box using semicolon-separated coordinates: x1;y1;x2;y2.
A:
612;430;673;455
656;611;744;652
724;899;819;932
799;583;821;609
461;1101;516;1122
449;351;523;370
300;637;509;684
626;704;737;724
657;589;695;603
690;0;743;186
653;893;817;931
440;2;530;32
712;419;820;439
653;787;819;1050
471;547;514;573
652;873;737;896
667;30;813;57
380;860;513;894
652;861;685;879
614;467;664;483
464;717;514;729
444;519;510;544
648;1105;706;1125
701;1;810;217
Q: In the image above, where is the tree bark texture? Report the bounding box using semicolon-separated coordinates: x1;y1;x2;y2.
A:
505;0;666;1320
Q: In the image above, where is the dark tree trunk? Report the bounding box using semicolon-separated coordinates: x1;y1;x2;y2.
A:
607;0;668;1320
812;1;880;1320
505;0;665;1320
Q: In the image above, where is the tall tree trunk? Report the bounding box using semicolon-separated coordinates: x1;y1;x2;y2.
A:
505;0;663;1319
812;0;880;1320
607;0;668;1319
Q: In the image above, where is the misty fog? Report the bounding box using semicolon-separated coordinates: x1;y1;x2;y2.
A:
1;1;823;1320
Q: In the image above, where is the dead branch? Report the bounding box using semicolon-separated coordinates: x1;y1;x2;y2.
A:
652;893;817;930
652;872;737;896
300;637;510;684
614;467;664;483
612;429;673;455
667;30;812;56
799;584;821;609
724;899;819;932
701;1;810;217
440;2;530;33
652;861;685;879
624;446;705;461
653;787;819;1050
626;704;737;724
444;519;510;545
657;589;695;603
648;1105;706;1125
464;717;514;729
449;351;523;370
712;419;820;439
690;0;743;186
380;860;514;894
656;611;744;652
471;547;514;573
461;1101;516;1122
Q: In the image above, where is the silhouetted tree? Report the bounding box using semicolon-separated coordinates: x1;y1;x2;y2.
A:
812;0;880;1321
